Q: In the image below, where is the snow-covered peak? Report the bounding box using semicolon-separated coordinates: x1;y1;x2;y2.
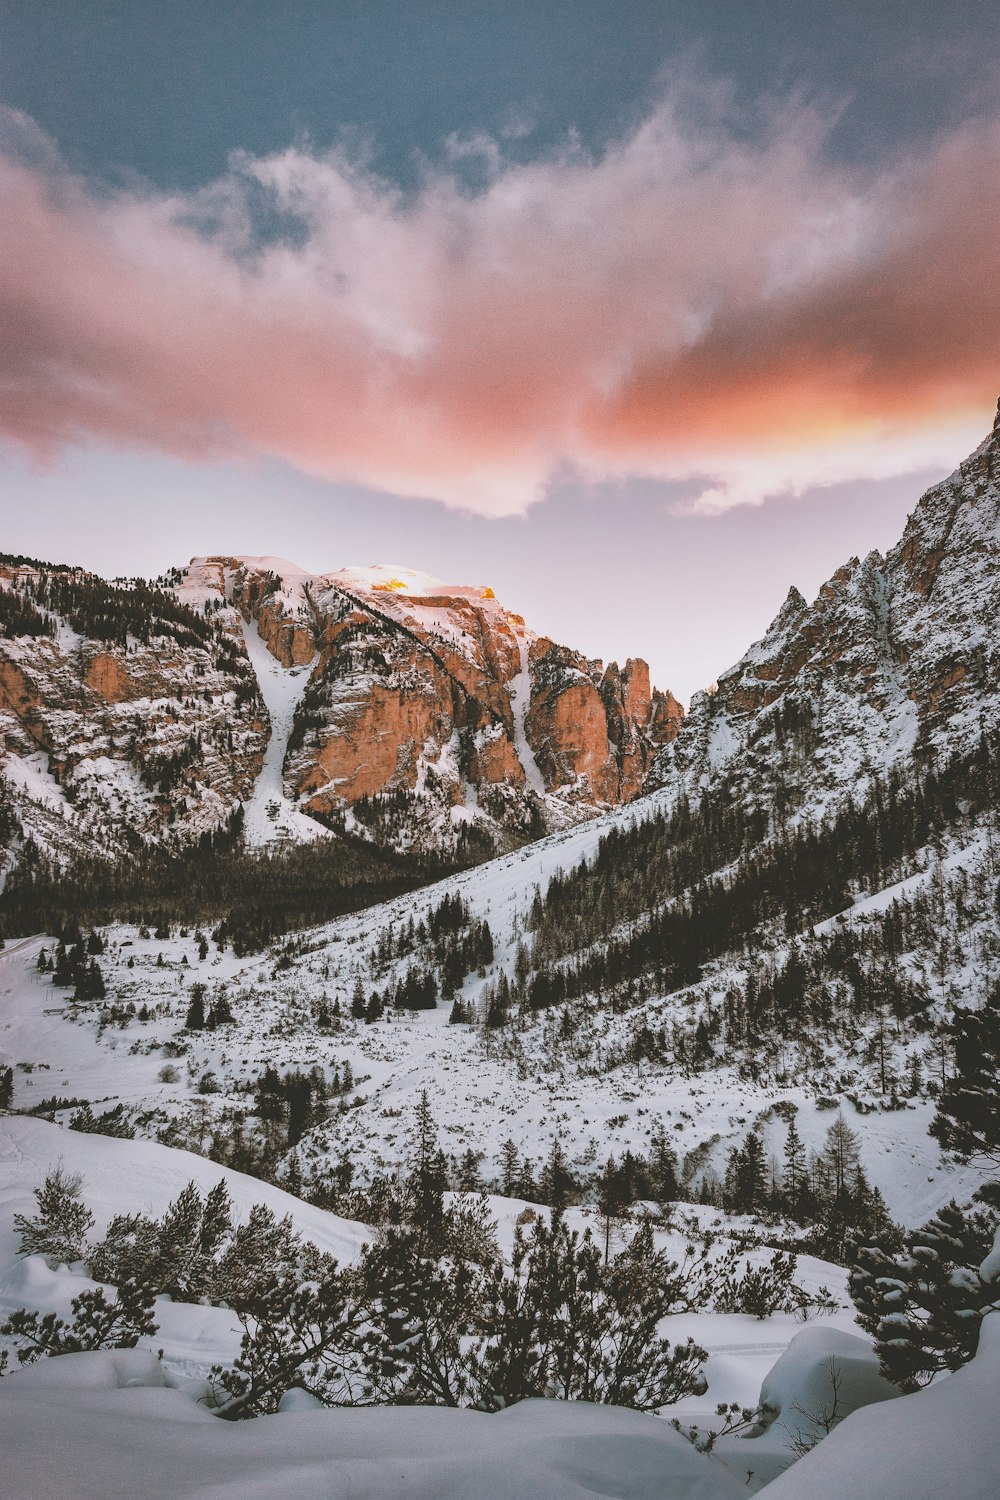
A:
329;562;501;607
180;555;508;614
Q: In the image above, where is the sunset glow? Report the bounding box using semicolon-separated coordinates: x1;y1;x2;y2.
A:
1;91;996;519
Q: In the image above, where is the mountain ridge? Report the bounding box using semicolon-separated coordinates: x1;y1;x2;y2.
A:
0;550;682;869
651;397;1000;817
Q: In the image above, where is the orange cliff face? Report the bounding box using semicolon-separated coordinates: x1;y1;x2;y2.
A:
0;553;684;861
201;559;684;853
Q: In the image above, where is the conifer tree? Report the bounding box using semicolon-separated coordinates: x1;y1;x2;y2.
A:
410;1091;447;1249
14;1167;94;1265
930;981;1000;1166
1;1280;157;1365
597;1154;625;1262
499;1139;519;1197
851;1200;999;1390
185;982;207;1031
648;1121;679;1202
783;1116;807;1212
541;1137;573;1209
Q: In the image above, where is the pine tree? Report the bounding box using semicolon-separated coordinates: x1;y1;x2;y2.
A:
821;1114;862;1201
499;1139;519;1197
210;1257;391;1417
727;1130;767;1213
410;1091;447;1249
14;1167;95;1265
930;981;1000;1165
210;989;235;1026
74;960;106;1002
648;1122;679;1202
783;1116;807;1213
1;1281;157;1366
541;1137;574;1209
484;972;510;1029
597;1154;624;1262
851;1200;1000;1390
364;991;384;1023
90;1179;234;1303
185;982;207;1030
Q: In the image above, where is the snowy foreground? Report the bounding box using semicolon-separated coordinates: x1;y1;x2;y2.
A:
2;1330;998;1500
0;1116;998;1499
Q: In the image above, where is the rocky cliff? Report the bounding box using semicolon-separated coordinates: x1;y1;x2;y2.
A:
188;558;682;853
0;562;266;865
652;400;1000;817
0;553;681;864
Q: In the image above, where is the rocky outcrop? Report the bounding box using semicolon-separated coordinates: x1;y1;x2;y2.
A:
267;565;681;852
652;400;1000;816
0;561;267;860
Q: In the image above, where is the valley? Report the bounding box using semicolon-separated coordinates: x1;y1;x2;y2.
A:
1;408;1000;1497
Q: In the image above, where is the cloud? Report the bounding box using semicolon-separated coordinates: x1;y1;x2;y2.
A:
0;87;997;515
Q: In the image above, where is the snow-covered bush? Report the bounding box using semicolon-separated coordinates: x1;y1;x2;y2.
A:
851;1200;1000;1390
1;1283;157;1366
88;1179;233;1301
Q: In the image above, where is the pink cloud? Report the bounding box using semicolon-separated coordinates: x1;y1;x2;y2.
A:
0;91;997;516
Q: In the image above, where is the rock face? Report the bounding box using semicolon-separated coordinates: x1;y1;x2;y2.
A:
213;560;682;853
0;561;266;863
526;642;681;806
653;400;1000;816
0;554;682;862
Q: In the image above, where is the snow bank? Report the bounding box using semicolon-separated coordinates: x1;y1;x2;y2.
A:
751;1325;897;1443
760;1313;1000;1500
711;1325;899;1489
0;1369;744;1500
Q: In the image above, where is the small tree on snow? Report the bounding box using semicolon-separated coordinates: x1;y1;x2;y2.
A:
1;1282;157;1366
13;1166;94;1266
850;1199;1000;1390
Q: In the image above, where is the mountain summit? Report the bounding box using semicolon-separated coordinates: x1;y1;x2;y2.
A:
0;553;682;865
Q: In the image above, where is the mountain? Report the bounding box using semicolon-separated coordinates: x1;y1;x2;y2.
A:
0;553;682;870
1;416;999;1500
510;404;1000;1092
652;398;1000;816
4;409;1000;1201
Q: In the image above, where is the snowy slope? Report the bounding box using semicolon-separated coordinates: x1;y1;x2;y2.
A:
1;787;991;1233
0;1112;995;1500
760;1313;1000;1500
0;1114;860;1496
0;1114;372;1379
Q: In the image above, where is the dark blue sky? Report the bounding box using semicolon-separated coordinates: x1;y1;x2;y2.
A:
2;1;996;187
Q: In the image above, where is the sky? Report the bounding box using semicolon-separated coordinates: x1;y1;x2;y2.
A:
0;1;997;701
